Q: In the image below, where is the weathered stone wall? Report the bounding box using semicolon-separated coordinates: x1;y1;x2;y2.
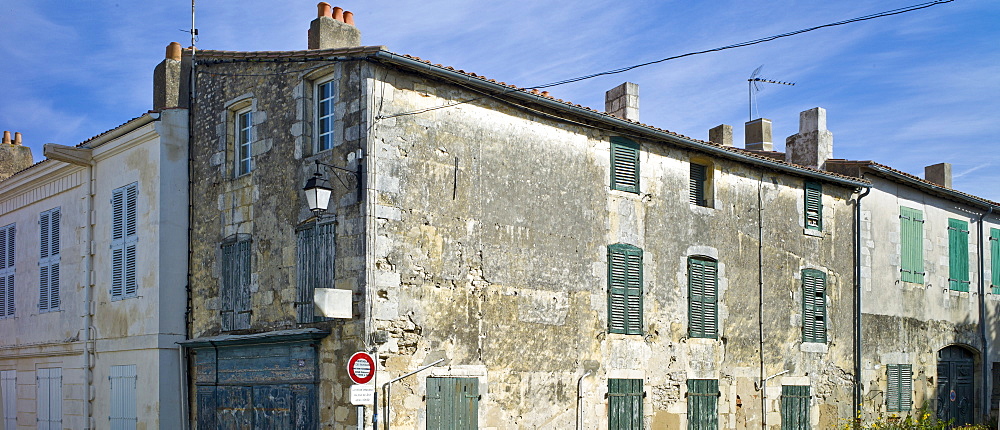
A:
367;64;858;429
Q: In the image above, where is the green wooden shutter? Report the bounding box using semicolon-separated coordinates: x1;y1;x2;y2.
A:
608;244;643;335
426;377;478;430
688;257;718;339
899;207;925;284
990;228;1000;294
609;379;643;430
804;181;822;230
611;137;639;193
780;385;810;430
886;364;912;412
690;163;707;206
801;269;827;343
687;379;718;430
948;218;970;292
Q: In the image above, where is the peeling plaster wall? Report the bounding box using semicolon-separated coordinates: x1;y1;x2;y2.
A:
859;175;1000;421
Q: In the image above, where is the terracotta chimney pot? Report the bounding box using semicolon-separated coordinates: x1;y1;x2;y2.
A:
344;11;355;26
332;7;344;22
13;132;21;145
317;2;332;18
2;131;10;145
166;42;182;61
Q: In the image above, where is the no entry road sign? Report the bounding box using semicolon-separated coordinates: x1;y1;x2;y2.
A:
348;351;375;384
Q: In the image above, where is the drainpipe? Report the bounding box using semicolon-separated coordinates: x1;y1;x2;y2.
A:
82;161;95;430
978;206;993;422
757;173;766;429
577;371;592;430
854;185;870;427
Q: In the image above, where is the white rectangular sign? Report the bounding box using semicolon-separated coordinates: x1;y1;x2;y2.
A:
350;384;375;406
314;288;352;319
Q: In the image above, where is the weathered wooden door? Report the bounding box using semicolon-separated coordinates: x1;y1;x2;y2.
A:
936;346;975;426
780;385;811;430
426;377;479;430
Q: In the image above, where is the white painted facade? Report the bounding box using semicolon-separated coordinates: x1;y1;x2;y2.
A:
0;108;188;429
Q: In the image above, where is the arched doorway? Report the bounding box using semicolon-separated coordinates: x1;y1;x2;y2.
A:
936;345;976;426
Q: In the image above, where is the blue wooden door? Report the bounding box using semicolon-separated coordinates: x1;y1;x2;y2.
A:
936;346;975;426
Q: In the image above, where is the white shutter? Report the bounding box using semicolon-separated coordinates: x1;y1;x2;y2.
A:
36;368;61;430
111;184;139;299
110;365;137;430
39;209;60;311
0;224;14;319
1;370;16;429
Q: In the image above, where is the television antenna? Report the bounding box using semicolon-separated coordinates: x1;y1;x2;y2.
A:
748;65;795;121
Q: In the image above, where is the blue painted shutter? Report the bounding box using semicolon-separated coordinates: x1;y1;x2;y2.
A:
608;244;643;335
688;258;718;339
111;184;139;299
296;222;336;322
804;181;822;230
609;378;643;430
899;207;924;283
221;239;252;331
110;364;137;430
948;218;970;291
780;385;810;429
801;269;827;343
687;379;718;430
611;137;639;193
0;224;14;318
39;208;60;311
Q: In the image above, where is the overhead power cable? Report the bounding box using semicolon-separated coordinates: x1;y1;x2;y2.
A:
377;0;953;120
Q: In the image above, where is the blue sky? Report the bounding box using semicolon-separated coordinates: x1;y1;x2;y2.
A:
2;1;998;200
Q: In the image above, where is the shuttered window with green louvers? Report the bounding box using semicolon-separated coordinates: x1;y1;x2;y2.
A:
426;377;479;430
991;228;1000;294
609;379;643;430
611;137;639;193
780;385;811;429
886;364;913;412
608;244;643;335
688;257;718;339
687;379;718;430
804;181;822;230
948;218;970;292
690;163;708;206
801;269;827;344
900;207;925;284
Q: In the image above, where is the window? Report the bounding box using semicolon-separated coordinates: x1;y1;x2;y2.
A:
899;207;924;284
36;367;61;430
687;379;718;430
609;379;643;430
110;365;137;430
780;385;811;429
236;108;253;176
688;256;718;339
990;228;999;294
948;218;970;292
804;181;822;230
221;239;252;331
0;223;14;319
608;244;642;335
801;269;827;344
1;370;15;429
39;208;60;312
316;80;336;152
690;163;710;206
610;137;639;193
886;364;912;412
296;222;335;323
426;377;479;429
111;183;138;300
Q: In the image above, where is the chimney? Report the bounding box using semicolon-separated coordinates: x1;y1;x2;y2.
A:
924;163;952;188
784;107;833;169
605;82;639;122
308;2;361;50
0;131;35;181
709;124;733;147
745;118;772;151
153;42;189;110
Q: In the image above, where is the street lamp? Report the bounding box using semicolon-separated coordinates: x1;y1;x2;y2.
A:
302;159;359;214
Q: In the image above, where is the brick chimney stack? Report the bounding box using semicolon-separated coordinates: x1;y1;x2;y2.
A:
785;107;833;169
0;130;35;181
308;2;361;50
153;42;189;110
925;163;952;188
745;118;773;151
605;82;639;122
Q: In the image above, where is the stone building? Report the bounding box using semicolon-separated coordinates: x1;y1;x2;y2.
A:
827;159;1000;425
0;103;189;428
179;4;868;428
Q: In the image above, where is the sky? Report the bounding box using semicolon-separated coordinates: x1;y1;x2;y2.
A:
1;1;998;200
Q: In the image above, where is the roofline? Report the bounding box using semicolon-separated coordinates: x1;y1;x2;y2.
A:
373;51;869;189
863;163;1000;211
